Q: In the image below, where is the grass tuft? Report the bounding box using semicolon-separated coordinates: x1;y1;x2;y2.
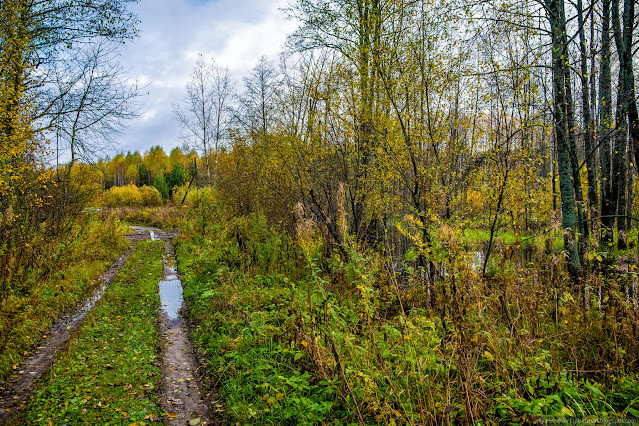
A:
19;240;166;425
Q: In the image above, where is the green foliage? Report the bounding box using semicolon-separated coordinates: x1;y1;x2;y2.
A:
0;216;128;379
20;240;165;425
175;207;639;424
166;163;186;196
138;163;151;186
153;175;169;201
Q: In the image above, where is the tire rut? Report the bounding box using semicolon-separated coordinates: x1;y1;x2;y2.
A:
0;227;222;426
0;243;135;425
158;242;224;425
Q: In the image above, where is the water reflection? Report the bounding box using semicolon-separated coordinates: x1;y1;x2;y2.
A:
159;276;183;319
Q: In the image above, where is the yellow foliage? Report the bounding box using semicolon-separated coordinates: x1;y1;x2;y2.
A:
139;185;162;207
68;164;103;206
104;184;161;207
171;185;217;206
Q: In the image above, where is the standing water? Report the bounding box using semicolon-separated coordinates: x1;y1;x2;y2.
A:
159;251;183;320
157;243;210;424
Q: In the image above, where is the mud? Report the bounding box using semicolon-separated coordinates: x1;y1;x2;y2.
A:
0;226;181;425
158;243;223;425
0;245;134;425
0;226;225;426
127;225;180;242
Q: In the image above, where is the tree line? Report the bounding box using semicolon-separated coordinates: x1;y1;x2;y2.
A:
167;0;639;285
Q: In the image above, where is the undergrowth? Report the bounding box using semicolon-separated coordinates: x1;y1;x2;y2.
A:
104;205;187;229
0;215;128;380
18;240;166;425
177;204;639;424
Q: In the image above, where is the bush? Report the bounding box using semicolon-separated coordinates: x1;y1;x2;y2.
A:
104;185;141;207
171;185;217;206
104;184;163;207
139;185;162;206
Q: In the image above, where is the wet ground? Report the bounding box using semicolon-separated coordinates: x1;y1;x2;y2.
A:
158;243;212;425
0;245;134;424
0;226;221;425
127;225;180;242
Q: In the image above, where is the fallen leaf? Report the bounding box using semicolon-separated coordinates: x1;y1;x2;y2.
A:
189;418;201;426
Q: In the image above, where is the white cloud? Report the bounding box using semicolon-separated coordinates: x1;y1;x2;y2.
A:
114;0;298;155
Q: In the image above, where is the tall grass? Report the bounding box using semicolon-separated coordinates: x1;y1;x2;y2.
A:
0;215;128;378
176;197;639;424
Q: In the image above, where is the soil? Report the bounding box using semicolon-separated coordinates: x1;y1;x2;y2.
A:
158;242;215;425
0;245;134;425
0;226;222;426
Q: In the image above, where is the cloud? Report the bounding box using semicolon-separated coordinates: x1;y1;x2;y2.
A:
114;0;297;155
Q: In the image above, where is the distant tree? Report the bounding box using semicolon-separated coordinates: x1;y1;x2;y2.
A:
166;164;186;196
145;146;170;181
169;147;187;169
173;56;234;184
153;174;169;201
236;56;280;139
106;154;126;187
138;163;151;187
125;164;138;185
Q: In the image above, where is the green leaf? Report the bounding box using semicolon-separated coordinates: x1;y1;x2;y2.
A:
201;290;216;298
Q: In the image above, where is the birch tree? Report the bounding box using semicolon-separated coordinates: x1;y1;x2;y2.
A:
174;56;234;184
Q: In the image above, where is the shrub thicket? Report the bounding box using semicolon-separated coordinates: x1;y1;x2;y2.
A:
103;184;162;207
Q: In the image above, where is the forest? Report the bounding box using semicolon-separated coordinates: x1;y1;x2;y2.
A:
1;0;639;423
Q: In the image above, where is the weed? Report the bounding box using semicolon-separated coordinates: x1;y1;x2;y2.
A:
19;240;166;425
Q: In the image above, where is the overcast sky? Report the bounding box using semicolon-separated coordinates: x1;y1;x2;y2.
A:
113;0;297;156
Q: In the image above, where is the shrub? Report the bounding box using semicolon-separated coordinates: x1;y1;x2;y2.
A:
104;184;163;207
104;184;142;207
139;185;162;206
171;185;217;206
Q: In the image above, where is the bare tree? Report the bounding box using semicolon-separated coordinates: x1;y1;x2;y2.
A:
37;40;143;168
236;56;280;138
173;56;234;184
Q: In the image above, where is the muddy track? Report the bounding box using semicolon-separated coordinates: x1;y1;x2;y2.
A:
0;244;135;424
159;244;205;425
158;242;227;426
0;227;182;425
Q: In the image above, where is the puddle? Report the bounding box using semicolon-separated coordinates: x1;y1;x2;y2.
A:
127;227;180;243
159;277;183;320
158;243;211;425
159;253;184;321
470;251;485;272
129;225;159;233
68;285;108;323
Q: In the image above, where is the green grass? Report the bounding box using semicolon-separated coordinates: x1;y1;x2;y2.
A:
176;213;639;424
462;227;566;251
0;217;129;379
18;240;165;425
178;245;339;425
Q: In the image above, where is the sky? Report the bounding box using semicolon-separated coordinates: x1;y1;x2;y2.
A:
113;0;298;157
